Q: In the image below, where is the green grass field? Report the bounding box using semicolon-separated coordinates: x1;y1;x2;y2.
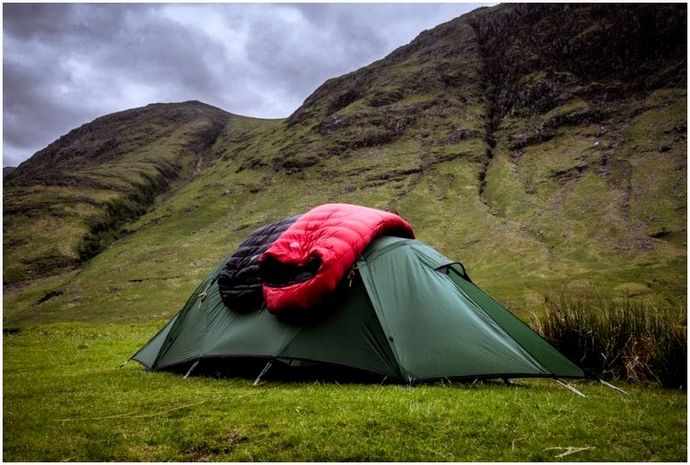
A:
3;322;686;461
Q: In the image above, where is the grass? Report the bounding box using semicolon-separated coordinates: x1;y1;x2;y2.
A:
3;322;686;462
536;298;687;388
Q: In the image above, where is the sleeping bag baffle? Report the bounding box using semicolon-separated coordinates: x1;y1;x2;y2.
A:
259;203;414;313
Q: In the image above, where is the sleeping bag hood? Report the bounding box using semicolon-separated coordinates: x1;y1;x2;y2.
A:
217;215;301;312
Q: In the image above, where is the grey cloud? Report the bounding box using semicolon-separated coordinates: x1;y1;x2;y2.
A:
3;50;95;152
100;17;225;98
3;3;81;39
3;3;151;41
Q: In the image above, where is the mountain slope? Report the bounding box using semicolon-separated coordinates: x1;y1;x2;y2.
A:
3;3;686;326
4;101;230;282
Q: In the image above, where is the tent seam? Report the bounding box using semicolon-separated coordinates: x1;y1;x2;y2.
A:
356;258;409;381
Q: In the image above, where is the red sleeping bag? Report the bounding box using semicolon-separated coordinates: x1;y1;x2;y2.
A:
259;203;414;313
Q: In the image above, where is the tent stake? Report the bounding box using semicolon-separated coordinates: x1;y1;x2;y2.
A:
554;378;586;398
118;358;131;369
183;360;200;379
253;361;273;386
599;378;629;395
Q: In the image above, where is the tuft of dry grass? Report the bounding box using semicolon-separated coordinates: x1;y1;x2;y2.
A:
535;297;686;389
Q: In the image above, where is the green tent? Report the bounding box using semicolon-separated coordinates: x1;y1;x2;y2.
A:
133;237;584;382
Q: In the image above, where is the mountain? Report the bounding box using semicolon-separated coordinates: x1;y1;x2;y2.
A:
3;167;16;177
4;101;230;282
3;3;686;326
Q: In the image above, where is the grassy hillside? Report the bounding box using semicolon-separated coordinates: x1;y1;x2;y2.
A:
3;4;686;462
4;101;229;284
4;4;685;327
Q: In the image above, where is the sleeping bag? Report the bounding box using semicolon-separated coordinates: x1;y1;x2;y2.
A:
259;203;414;313
217;215;301;311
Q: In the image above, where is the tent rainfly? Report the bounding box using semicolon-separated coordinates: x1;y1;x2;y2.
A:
133;236;584;384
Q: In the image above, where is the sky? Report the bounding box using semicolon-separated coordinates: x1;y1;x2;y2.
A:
3;3;487;167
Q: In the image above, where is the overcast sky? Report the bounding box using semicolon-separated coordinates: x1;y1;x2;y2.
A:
3;3;487;167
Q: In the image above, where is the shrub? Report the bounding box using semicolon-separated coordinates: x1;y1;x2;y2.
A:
535;297;686;389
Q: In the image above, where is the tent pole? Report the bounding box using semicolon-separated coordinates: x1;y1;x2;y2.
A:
554;378;586;398
183;360;200;379
599;378;629;395
253;360;273;386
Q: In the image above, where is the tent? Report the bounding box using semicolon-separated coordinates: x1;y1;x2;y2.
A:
133;236;584;383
